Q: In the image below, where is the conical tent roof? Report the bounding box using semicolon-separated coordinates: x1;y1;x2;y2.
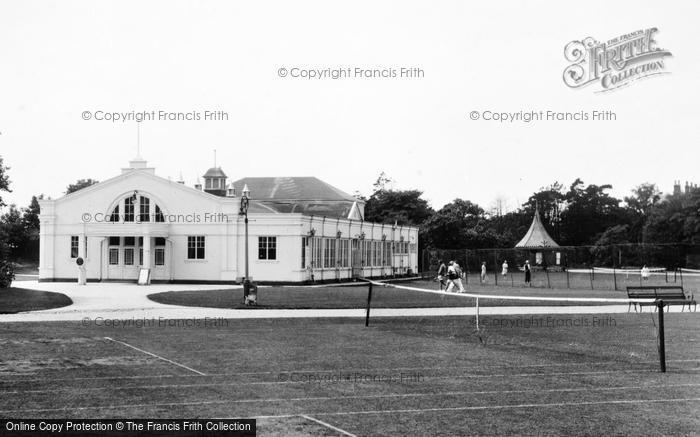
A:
515;207;559;249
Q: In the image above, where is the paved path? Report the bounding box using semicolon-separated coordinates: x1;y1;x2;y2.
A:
0;281;691;323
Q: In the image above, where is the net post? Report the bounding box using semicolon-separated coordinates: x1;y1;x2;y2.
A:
475;297;480;331
589;268;594;290
545;266;551;289
365;282;373;327
679;268;684;287
566;268;570;289
657;299;666;372
613;267;618;291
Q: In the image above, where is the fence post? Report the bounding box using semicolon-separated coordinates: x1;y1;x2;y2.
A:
494;252;498;286
613;267;617;291
657;299;666;373
465;249;469;286
365;282;373;327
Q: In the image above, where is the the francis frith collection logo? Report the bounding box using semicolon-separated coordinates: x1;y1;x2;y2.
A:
563;28;672;92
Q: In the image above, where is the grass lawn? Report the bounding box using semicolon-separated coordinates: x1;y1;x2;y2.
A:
0;287;73;314
148;280;632;310
0;313;698;435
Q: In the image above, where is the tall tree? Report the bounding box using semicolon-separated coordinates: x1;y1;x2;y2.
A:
364;189;433;226
0;205;25;259
22;195;43;232
624;183;661;216
0;156;11;208
363;173;432;226
560;178;623;245
66;178;99;194
421;199;505;249
522;182;566;240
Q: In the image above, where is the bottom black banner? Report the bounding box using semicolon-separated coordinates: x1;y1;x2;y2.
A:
2;419;256;436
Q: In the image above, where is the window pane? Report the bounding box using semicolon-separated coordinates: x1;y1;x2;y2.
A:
109;236;120;246
155;248;165;266
139;197;150;222
155;205;165;222
155;237;166;246
258;236;267;260
124;237;135;246
109;248;119;265
188;247;196;259
301;237;307;268
70;236;79;258
124;248;134;265
268;237;277;260
110;205;119;222
124;197;134;222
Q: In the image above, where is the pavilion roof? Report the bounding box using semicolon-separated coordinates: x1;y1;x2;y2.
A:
515;208;560;249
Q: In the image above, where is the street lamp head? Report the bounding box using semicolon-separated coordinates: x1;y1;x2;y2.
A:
242;184;250;199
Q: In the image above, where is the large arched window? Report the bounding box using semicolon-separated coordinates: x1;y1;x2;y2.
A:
109;193;165;223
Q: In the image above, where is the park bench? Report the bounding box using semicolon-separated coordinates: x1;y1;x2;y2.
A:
626;286;696;312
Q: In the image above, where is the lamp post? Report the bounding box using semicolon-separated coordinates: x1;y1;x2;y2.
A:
240;184;251;302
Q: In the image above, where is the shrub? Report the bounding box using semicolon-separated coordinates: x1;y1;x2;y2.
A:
0;259;14;288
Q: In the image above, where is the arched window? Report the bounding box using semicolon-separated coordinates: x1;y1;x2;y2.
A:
109;194;165;223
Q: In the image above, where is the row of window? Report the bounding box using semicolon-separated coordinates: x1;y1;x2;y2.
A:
108;247;165;266
110;196;166;222
72;235;412;268
301;237;413;269
70;235;278;262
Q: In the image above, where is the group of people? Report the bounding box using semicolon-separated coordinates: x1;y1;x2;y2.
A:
439;259;533;290
480;260;532;285
436;260;465;293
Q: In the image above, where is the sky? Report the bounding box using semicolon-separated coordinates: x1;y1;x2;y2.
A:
0;1;698;214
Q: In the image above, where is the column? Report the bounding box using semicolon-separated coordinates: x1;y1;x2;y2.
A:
143;233;152;270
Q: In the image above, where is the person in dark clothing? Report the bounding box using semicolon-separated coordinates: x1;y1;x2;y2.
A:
524;260;531;286
437;260;447;290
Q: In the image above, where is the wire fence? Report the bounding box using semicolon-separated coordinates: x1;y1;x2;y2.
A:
419;244;700;292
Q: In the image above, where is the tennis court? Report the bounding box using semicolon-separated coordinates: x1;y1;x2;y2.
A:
1;280;699;436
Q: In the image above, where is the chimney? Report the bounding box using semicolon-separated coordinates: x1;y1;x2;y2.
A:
194;177;202;191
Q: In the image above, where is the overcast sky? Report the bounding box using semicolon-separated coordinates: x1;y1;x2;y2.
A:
1;1;698;213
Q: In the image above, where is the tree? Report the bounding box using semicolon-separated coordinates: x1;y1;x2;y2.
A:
625;183;661;216
644;186;700;245
0;205;26;259
421;199;506;249
560;178;624;245
23;195;42;232
623;183;661;243
0;156;10;208
522;182;566;241
363;173;432;226
364;189;433;226
66;178;99;194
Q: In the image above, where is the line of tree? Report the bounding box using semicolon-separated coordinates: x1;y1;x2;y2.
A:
1;155;699;280
362;173;700;254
